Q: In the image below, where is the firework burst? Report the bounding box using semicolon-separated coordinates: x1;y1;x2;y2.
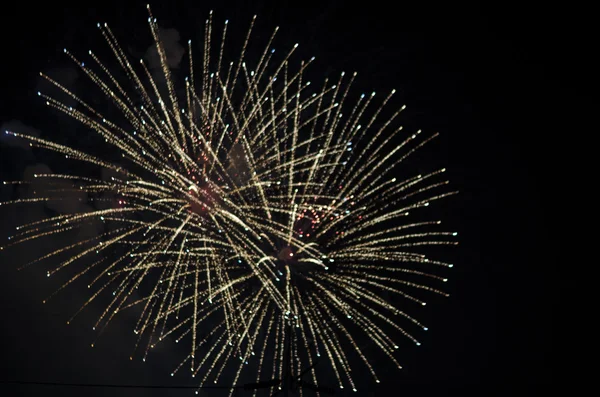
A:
1;5;457;395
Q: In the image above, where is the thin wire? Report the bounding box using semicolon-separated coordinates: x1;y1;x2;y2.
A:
0;380;242;389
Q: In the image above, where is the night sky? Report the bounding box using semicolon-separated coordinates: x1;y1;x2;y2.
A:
0;0;557;396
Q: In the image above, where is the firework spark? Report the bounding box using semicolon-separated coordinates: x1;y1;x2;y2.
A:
1;6;457;395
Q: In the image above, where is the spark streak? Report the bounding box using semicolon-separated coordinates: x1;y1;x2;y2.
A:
1;6;457;394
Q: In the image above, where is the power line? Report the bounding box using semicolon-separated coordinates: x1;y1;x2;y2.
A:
0;380;241;389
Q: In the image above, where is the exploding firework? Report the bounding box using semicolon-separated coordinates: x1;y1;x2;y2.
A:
1;5;457;395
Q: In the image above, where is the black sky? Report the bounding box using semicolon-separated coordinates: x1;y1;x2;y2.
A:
0;0;561;396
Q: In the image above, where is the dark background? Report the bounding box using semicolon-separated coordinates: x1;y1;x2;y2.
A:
0;0;561;395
